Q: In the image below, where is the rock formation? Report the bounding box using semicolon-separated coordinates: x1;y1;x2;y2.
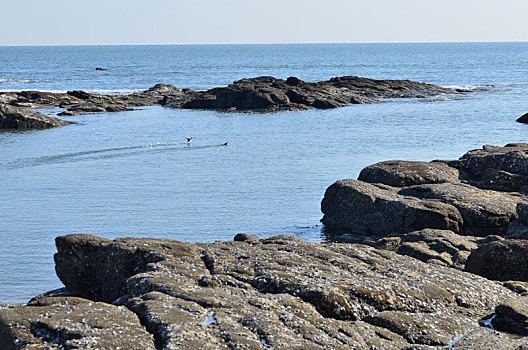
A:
3;143;528;348
0;75;458;130
1;233;526;349
0;103;72;130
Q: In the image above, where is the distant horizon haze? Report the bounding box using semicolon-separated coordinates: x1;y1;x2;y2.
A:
2;0;527;46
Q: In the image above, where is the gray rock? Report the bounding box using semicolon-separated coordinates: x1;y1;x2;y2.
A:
358;160;460;187
399;182;522;236
492;298;528;336
0;296;154;350
49;234;517;349
321;179;462;236
465;239;528;281
0;103;72;130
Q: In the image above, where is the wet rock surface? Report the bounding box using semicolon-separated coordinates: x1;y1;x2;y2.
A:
0;75;456;129
1;233;524;349
0;103;72;130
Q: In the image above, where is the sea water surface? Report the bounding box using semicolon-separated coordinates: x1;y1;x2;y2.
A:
1;43;528;303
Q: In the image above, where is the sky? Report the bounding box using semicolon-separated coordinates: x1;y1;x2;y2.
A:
2;0;528;46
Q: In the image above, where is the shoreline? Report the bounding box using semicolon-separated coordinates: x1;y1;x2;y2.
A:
2;143;528;348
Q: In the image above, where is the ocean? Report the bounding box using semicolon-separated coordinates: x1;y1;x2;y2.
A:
1;42;527;303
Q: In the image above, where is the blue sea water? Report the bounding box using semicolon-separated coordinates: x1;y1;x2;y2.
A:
1;43;527;303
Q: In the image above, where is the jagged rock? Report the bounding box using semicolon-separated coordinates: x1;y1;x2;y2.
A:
0;75;457;116
0;103;72;130
171;75;454;111
492;298;528;336
358;160;460;187
465;239;528;281
321;179;462;236
449;144;528;192
0;296;155;350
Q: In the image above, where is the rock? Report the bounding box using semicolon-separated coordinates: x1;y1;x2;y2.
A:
516;112;528;124
358;160;460;187
0;75;458;115
44;234;519;348
440;327;528;349
394;228;480;268
505;219;528;239
171;75;455;111
0;296;155;349
450;144;528;192
323;145;528;239
492;298;528;336
399;183;522;236
320;179;463;236
465;239;528;281
519;202;528;225
0;103;72;130
501;281;528;296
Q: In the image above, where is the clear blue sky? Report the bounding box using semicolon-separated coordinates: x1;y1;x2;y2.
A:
2;0;528;46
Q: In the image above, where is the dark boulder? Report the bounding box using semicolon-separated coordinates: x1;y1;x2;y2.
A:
358;160;460;187
0;103;72;130
492;298;528;336
465;239;528;281
516;112;528;124
321;179;463;235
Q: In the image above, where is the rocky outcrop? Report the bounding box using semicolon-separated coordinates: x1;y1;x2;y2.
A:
171;75;454;111
0;75;458;121
0;233;524;349
322;144;528;238
0;103;72;130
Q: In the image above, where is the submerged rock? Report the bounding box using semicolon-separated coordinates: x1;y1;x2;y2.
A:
0;233;521;349
0;103;72;130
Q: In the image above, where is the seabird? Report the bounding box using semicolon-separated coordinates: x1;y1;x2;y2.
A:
222;141;230;146
185;137;195;143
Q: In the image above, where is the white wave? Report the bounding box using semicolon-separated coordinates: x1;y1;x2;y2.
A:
0;78;32;83
0;88;145;95
441;84;489;91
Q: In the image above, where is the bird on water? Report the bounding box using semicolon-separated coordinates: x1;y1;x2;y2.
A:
222;141;230;146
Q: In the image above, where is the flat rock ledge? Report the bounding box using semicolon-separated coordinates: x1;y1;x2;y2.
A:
0;76;458;130
1;233;527;349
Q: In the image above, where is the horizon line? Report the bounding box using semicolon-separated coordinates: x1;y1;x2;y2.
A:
1;40;527;48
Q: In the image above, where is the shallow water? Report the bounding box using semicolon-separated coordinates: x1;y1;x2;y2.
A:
1;43;528;303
